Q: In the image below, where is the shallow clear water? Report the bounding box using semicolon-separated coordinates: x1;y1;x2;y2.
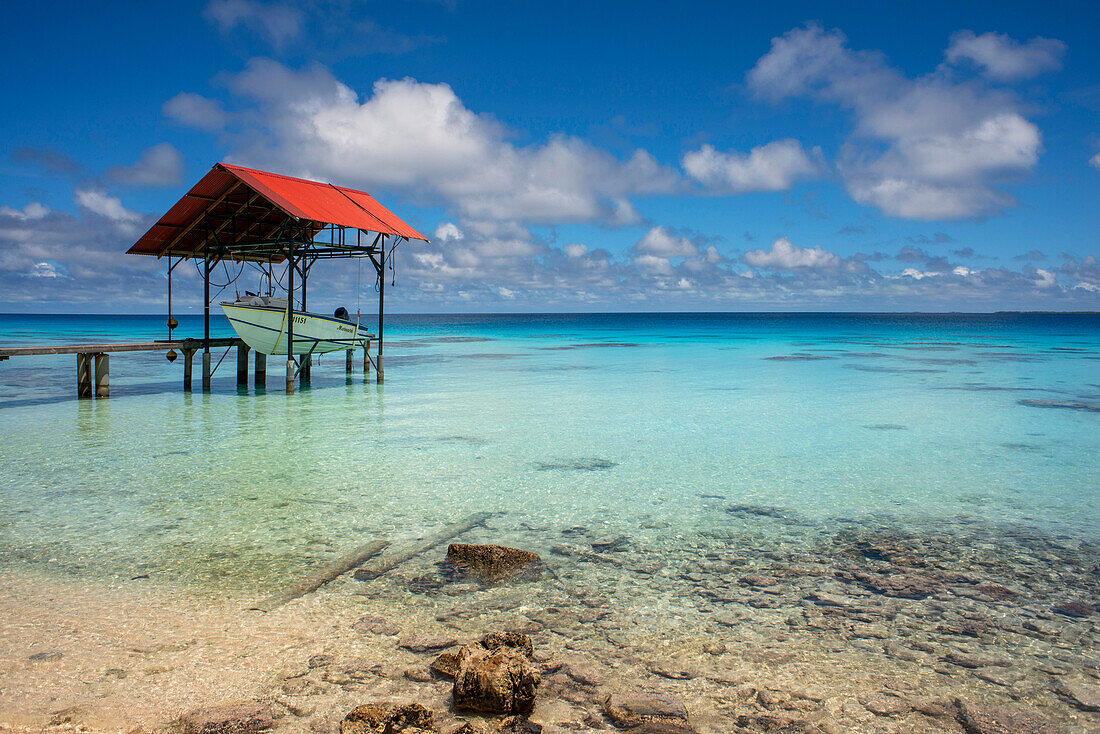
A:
1;312;1097;592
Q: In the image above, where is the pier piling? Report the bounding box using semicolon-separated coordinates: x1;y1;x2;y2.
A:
345;348;353;374
255;351;266;388
286;359;295;394
300;355;311;386
94;354;109;398
76;354;92;399
182;348;195;392
236;344;250;388
202;352;211;392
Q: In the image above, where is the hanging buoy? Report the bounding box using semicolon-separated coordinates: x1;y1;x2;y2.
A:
166;349;178;362
168;317;178;330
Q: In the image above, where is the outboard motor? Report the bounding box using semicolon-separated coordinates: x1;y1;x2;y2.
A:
334;306;350;321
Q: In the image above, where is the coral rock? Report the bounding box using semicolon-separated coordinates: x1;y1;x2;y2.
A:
340;703;435;734
178;703;273;734
446;544;542;582
452;634;541;715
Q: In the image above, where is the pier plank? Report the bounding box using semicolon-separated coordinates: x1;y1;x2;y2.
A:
0;338;240;358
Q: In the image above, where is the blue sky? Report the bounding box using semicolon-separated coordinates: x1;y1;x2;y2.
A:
2;0;1099;312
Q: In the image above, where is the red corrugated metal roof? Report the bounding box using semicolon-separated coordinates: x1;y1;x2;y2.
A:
128;162;428;259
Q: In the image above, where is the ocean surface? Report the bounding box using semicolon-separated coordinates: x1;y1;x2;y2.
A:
2;312;1100;732
1;312;1098;588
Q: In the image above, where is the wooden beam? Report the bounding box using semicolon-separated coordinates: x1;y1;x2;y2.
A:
156;181;244;257
352;513;493;586
249;539;391;612
187;191;263;255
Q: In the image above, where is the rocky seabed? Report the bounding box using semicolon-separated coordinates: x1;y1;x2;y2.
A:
11;510;1100;734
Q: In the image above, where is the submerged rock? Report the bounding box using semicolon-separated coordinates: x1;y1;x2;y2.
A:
28;651;62;662
859;693;910;717
603;691;690;730
453;632;540;715
857;571;938;599
340;703;435;734
404;666;433;682
1018;398;1100;412
590;536;629;552
726;504;786;519
1055;679;1100;711
535;458;618;471
942;652;1011;669
479;631;535;659
430;651;461;680
1052;601;1094;618
178;703;273;734
446;544;542;583
353;614;402;636
954;699;1062;734
399;635;457;653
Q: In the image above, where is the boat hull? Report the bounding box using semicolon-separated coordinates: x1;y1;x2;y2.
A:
220;304;362;355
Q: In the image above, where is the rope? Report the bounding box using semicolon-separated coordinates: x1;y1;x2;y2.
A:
193;258;244;288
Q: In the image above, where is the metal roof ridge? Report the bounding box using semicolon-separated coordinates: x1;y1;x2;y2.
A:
326;182;395;236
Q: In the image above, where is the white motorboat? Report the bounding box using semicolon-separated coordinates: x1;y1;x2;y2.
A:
220;295;364;355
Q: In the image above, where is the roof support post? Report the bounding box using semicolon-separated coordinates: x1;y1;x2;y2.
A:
286;240;295;394
299;254;310;386
376;236;385;384
203;240;212;392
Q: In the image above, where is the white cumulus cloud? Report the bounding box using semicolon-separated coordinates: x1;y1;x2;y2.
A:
945;31;1066;81
30;262;65;278
73;190;141;233
743;237;840;270
633;226;698;258
0;202;50;220
683;139;820;193
748;24;1045;220
217;60;678;225
434;222;463;243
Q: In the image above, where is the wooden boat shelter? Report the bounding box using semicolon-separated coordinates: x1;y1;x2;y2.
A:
127;162;429;392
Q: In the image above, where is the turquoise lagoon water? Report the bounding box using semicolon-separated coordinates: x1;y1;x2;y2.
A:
0;312;1098;591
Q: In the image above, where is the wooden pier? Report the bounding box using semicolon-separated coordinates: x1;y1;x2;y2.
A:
0;337;374;398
